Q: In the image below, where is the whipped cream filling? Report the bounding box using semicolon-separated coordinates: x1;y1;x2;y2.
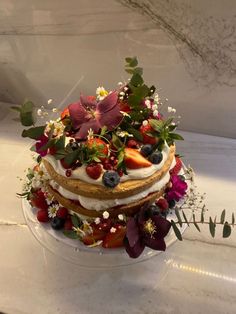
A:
49;157;176;212
44;143;171;186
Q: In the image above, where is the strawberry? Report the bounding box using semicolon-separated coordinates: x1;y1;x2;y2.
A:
139;123;157;145
37;209;49;223
102;225;126;248
87;138;108;160
170;156;182;176
86;163;102;180
82;228;107;246
30;190;48;211
156;198;169;211
124;148;152;169
64;217;73;230
56;207;69;220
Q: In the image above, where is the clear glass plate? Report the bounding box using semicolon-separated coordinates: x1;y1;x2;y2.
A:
22;198;191;268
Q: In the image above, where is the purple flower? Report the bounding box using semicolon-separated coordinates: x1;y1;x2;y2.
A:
35;134;49;157
68;91;123;139
166;175;188;202
125;204;171;258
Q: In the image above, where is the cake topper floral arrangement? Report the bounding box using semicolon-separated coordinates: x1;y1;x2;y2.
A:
13;57;235;258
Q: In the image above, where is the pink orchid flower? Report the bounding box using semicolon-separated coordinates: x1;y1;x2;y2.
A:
68;91;123;139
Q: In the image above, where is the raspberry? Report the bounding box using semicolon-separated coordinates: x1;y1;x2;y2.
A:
65;169;72;177
156;198;169;211
127;139;139;149
86;163;103;180
170;157;182;176
56;207;69;219
37;209;49;223
30;190;48;211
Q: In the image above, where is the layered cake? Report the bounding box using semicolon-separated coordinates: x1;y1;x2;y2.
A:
17;57;189;258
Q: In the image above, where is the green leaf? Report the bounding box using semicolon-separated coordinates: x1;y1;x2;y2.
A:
175;209;183;227
21;126;45;139
64;149;79;166
171;220;183;241
127;94;141;107
134;85;150;98
125;56;138;67
209;217;216;238
201;209;204;223
133;67;143;75
223;222;231;238
11;105;21;112
169;133;184;141
149;119;164;132
168;124;177;132
220;209;226;224
182;210;189;226
54;149;67;160
63;230;79;239
54;135;65;150
126;127;143;141
117;149;125;168
112;133;123;149
100;126;108;136
71;214;82;228
193;214;201;232
130;73;143;87
20;101;35;126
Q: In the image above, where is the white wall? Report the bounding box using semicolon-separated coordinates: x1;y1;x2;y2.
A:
0;0;235;138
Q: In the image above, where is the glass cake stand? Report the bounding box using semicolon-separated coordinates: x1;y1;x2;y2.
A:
22;198;191;268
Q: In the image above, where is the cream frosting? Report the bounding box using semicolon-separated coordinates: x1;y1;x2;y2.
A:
44;143;171;186
49;156;176;212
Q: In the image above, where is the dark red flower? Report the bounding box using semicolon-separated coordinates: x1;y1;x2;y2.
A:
68;91;123;139
125;204;171;258
35;134;49;157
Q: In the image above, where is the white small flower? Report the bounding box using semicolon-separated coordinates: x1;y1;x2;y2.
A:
37;109;42;116
153;110;159;117
154;94;159;101
47;99;53;105
118;214;124;221
87;128;94;140
103;211;110;219
116;130;133;138
48;204;60;218
120;111;131;118
119;91;125;96
52;108;58;113
96;86;108;100
152;104;158;111
110;227;117;233
118;82;123;86
124;86;128;91
142;120;148;126
119;96;124;100
145;99;151;108
95;217;101;225
168;106;173;113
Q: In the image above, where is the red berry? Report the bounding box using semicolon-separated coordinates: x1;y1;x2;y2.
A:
49;147;57;155
96;218;113;232
86;163;103;180
102;224;126;248
127;139;139;149
156;198;169;211
170;157;182;176
60;158;71;169
64;217;73;230
56;207;69;219
37;209;49;223
65;169;72;177
30;190;48;211
118;169;124;177
102;159;113;170
139;123;158;145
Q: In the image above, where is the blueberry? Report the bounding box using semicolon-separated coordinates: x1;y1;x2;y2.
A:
70;141;79;151
51;217;65;230
168;199;176;209
102;171;120;188
140;144;153;157
161;210;169;218
149;205;161;216
149;151;163;164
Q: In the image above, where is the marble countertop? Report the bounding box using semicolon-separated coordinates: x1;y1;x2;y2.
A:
1;104;236;314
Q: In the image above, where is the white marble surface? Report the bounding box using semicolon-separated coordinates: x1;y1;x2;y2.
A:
1;102;236;314
0;0;236;137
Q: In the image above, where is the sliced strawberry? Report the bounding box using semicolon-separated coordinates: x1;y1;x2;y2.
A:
37;209;49;223
87;138;108;160
139;124;158;145
86;163;103;180
30;190;48;211
82;228;107;246
124;148;152;169
102;225;126;248
170;156;182;176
